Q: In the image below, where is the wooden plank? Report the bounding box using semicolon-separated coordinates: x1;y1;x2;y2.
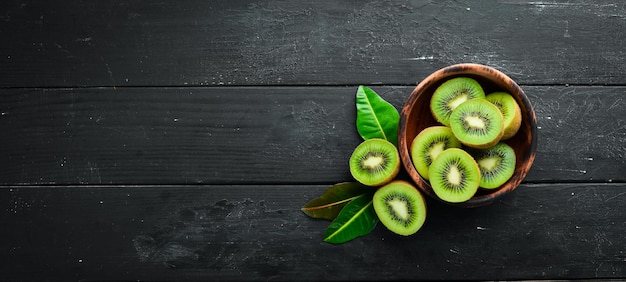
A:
1;1;625;87
1;183;625;280
1;86;624;185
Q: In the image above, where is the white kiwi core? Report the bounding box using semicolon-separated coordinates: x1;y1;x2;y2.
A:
478;157;499;171
464;115;485;129
389;198;409;220
447;95;468;110
429;143;446;162
447;165;462;186
363;155;384;169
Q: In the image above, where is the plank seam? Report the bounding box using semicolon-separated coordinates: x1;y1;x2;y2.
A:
2;84;626;90
0;181;623;189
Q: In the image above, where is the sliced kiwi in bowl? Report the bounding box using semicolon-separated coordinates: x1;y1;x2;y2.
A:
428;148;480;203
373;180;427;236
486;92;522;140
468;142;516;189
449;98;504;149
430;77;485;126
410;126;462;180
349;138;400;186
399;63;537;207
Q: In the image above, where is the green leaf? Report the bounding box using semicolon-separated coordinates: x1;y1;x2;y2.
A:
301;182;374;220
323;192;378;244
355;85;400;147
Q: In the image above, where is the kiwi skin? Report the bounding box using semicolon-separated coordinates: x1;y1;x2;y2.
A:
373;180;427;236
349;138;400;186
486;92;522;140
428;148;480;203
430;77;485;127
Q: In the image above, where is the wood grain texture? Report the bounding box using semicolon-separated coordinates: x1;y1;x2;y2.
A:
1;0;625;87
1;1;625;280
1;86;624;185
1;183;625;281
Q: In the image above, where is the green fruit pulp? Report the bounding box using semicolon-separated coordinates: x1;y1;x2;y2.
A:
349;138;400;186
449;99;504;148
430;77;485;126
470;142;516;189
428;148;480;203
373;180;426;236
410;126;462;180
486;92;522;140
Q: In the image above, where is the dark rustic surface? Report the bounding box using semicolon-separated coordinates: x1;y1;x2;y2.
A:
1;0;625;281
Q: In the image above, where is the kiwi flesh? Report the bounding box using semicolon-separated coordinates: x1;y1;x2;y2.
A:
373;180;426;236
410;126;462;180
349;138;400;186
449;98;504;149
428;148;480;203
468;142;516;189
430;77;485;126
486;92;522;140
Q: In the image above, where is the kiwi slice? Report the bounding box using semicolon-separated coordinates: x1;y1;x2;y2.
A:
428;148;480;203
449;98;504;149
430;77;485;126
349;138;400;186
469;142;517;189
410;126;462;180
486;92;522;140
373;180;426;236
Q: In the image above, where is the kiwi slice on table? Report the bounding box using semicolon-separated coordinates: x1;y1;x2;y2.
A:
468;142;517;189
430;77;486;126
373;180;427;236
486;92;522;140
349;138;400;186
410;126;462;180
449;98;504;149
428;148;480;203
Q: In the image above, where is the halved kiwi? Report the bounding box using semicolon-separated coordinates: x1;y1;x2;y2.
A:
449;98;504;149
486;92;522;140
373;180;426;236
430;77;485;126
468;142;516;189
349;138;400;186
410;126;462;180
428;148;480;203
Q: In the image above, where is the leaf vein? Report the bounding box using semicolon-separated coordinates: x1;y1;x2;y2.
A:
365;92;387;140
324;200;373;241
301;196;360;211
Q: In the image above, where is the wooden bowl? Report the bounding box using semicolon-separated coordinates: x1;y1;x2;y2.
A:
398;63;537;208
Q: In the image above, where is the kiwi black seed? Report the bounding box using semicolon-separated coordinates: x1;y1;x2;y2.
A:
430;77;485;126
468;142;517;189
373;180;426;236
449;98;504;149
410;126;462;180
486;92;522;140
349;138;400;186
428;148;480;203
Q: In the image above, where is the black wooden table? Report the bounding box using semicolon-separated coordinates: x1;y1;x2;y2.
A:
1;1;625;281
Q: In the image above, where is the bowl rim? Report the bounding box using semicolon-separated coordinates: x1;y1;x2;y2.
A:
398;63;538;208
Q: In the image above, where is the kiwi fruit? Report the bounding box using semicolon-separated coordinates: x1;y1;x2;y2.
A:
449;98;504;149
410;126;462;180
428;148;480;203
430;77;485;126
349;138;400;186
468;142;516;189
373;180;427;236
486;92;522;140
